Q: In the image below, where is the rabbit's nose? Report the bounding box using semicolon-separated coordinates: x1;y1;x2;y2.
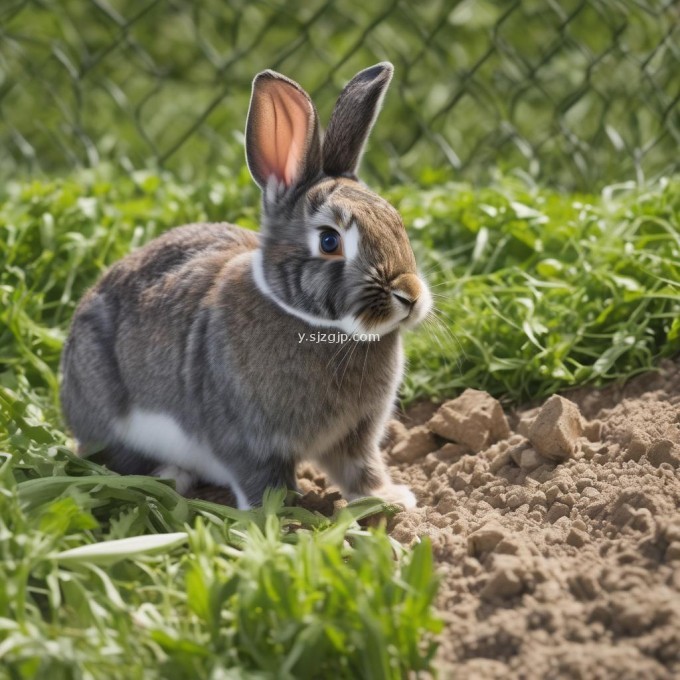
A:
391;273;422;305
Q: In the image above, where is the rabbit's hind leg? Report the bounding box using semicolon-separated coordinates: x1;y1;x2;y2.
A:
236;455;299;509
85;443;197;494
84;441;159;477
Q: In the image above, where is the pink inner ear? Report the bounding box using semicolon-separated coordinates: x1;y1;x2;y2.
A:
256;82;310;187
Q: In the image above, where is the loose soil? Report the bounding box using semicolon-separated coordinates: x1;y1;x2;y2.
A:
196;359;680;678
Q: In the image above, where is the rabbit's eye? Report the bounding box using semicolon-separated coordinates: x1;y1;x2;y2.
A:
319;229;343;256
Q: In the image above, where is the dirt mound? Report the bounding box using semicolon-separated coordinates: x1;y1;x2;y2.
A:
383;359;680;678
193;360;680;677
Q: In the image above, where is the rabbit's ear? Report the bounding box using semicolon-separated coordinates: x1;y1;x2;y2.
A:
322;62;393;178
246;71;322;193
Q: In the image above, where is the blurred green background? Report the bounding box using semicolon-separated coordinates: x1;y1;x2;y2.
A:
1;0;679;190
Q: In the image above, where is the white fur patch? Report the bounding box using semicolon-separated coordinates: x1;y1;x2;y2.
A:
306;228;320;259
152;464;195;495
343;221;360;261
113;409;250;509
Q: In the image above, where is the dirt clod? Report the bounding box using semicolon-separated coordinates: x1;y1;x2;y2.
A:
468;522;507;557
481;565;523;600
519;448;543;471
383;418;409;448
527;394;584;461
428;389;511;452
388;424;439;463
433;442;469;462
647;439;679;468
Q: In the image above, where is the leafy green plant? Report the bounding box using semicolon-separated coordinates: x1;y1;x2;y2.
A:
0;453;440;679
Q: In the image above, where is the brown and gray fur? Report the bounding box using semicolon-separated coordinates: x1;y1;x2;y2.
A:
60;63;432;509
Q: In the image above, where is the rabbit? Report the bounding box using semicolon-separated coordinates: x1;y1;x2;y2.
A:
59;62;432;510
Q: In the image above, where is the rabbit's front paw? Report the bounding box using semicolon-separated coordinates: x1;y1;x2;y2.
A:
374;483;417;510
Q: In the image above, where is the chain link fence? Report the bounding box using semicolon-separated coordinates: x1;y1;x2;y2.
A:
1;0;679;190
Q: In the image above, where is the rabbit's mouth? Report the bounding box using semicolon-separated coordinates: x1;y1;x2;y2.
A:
354;274;433;336
400;282;433;330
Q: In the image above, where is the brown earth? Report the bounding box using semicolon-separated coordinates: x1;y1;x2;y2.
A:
300;360;680;679
194;359;680;678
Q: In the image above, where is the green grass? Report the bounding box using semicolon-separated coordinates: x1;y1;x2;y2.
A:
400;176;680;403
0;167;678;676
1;457;440;678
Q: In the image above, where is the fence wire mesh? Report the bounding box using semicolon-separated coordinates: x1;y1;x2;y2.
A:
1;0;679;189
